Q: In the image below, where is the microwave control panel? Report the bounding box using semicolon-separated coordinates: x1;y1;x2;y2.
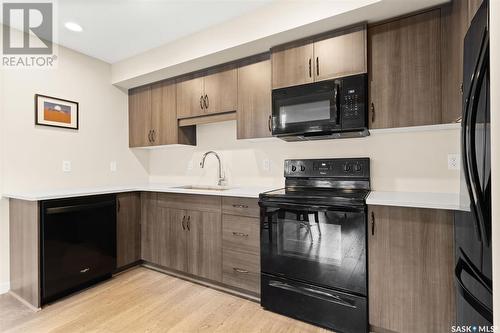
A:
339;74;367;129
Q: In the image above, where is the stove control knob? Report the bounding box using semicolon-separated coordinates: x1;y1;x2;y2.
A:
291;165;297;172
343;164;351;172
354;163;362;172
300;165;306;172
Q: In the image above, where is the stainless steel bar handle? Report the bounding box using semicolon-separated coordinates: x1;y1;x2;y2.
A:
233;268;249;274
232;204;248;209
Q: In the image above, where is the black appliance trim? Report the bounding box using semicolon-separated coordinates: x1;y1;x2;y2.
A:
455;248;492;322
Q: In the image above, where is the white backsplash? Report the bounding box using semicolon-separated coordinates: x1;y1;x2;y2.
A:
148;120;461;193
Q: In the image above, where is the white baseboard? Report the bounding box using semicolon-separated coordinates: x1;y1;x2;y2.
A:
0;281;10;295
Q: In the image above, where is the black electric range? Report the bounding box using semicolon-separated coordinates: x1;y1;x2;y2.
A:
259;158;370;333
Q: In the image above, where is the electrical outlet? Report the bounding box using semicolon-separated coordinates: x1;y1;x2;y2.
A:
110;161;117;172
62;160;71;173
448;154;460;170
263;159;271;172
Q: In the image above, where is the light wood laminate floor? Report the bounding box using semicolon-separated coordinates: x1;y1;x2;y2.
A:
0;267;330;333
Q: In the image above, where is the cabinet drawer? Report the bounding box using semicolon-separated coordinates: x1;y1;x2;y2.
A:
156;192;221;212
222;197;259;218
223;249;260;294
222;214;259;255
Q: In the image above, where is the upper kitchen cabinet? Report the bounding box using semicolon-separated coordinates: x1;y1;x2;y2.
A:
176;68;237;119
441;0;469;123
368;9;442;129
237;59;272;139
176;76;204;119
129;85;152;148
271;43;314;89
313;25;367;82
203;68;238;115
271;25;367;89
468;0;482;23
129;81;195;148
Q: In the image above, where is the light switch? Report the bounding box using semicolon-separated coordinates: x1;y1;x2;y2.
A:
62;160;71;172
188;160;193;171
110;161;117;172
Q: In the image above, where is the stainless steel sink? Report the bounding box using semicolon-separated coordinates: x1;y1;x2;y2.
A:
173;185;233;191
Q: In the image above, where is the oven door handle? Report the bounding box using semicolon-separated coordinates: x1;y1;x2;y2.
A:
259;201;364;212
268;280;357;309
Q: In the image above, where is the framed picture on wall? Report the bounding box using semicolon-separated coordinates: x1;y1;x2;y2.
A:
35;94;79;130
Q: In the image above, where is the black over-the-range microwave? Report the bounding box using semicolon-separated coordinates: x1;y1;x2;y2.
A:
271;73;368;141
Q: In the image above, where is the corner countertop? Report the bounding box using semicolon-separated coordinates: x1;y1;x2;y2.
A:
1;184;277;201
367;191;461;211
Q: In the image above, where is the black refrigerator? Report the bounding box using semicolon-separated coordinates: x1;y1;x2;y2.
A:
455;0;492;326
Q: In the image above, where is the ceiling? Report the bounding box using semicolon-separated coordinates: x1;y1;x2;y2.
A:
55;0;273;63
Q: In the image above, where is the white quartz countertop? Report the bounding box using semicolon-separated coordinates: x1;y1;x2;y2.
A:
3;185;461;211
367;191;461;211
2;184;276;201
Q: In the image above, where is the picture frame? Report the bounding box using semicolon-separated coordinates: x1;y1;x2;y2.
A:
35;94;79;130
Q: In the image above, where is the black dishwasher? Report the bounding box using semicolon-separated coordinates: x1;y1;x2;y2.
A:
40;194;117;305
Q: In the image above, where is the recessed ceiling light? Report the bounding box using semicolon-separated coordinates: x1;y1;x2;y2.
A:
65;22;83;32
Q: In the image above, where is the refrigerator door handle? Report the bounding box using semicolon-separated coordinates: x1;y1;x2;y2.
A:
462;27;489;244
464;30;490;246
455;250;492;322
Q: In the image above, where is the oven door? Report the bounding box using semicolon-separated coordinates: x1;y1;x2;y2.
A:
260;201;366;296
271;80;341;136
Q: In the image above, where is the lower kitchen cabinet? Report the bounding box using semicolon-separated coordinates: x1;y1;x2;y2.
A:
368;205;455;333
186;210;222;281
169;209;222;281
116;192;141;269
141;192;160;263
221;198;261;295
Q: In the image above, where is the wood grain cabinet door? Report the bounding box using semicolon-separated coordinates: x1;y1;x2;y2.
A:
176;77;204;119
272;43;314;89
237;60;272;139
129;86;152;147
368;205;455;333
168;208;189;273
313;26;367;81
141;192;157;262
187;210;222;282
203;68;238;115
151;81;177;145
116;192;141;269
368;9;442;129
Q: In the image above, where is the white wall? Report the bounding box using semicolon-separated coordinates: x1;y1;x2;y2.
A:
490;0;499;325
0;40;149;293
149;121;461;194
